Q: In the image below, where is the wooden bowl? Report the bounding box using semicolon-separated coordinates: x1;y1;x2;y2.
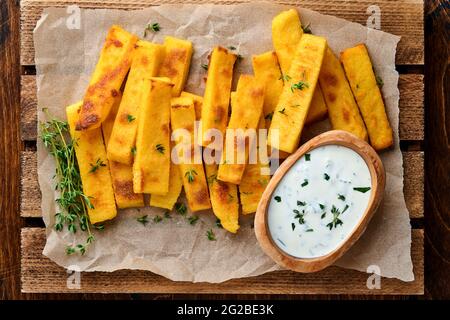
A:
255;130;385;273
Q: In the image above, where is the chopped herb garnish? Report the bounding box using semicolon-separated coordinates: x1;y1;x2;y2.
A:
144;22;160;36
326;205;343;230
137;215;149;226
89;158;106;173
206;229;216;241
155;143;165;154
274;196;281;202
321;212;326;219
153;215;162;223
376;75;384;88
164;211;171;219
353;187;371;193
342;204;350;214
324;173;330;181
290;80;309;92
319;203;325;210
291;223;296;231
278;108;286;115
185;169;198;183
201;63;208;71
301;23;312;34
279;74;292;82
294;211;305;224
127;114;136;122
227;45;237;50
301;179;309;187
131;146;137;156
306;228;314;232
188;215;199;225
94;224;105;231
297;200;306;206
305;153;311;161
265;112;274;120
175;202;187;216
338;194;346;201
215;218;223;229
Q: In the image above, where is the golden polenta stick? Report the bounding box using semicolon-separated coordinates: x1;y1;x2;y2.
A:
133;78;173;195
199;47;237;147
76;25;138;131
318;47;368;141
150;160;183;210
205;164;239;233
272;9;328;126
66;102;117;224
340;44;393;150
102;92;145;209
218;75;265;184
268;34;327;153
171;97;211;212
239;115;270;215
181;91;203;120
159;36;193;97
107;41;165;165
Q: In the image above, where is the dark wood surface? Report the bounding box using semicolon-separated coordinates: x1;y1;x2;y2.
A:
0;0;448;299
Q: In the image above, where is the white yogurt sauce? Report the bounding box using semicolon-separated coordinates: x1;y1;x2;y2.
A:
267;145;372;258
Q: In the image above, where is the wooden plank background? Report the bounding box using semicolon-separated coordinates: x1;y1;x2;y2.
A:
16;0;426;296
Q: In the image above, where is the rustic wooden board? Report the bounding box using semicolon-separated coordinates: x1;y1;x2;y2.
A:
19;74;425;141
20;150;424;218
20;228;424;294
20;0;424;66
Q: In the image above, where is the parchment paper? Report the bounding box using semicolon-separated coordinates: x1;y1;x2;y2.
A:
35;2;414;282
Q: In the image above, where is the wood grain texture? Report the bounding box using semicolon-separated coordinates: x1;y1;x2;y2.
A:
20;227;424;294
19;150;424;218
20;0;424;66
19;74;425;141
424;0;450;299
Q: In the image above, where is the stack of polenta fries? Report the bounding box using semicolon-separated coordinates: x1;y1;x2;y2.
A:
66;9;393;234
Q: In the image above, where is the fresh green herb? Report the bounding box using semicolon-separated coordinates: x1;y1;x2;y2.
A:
306;228;314;232
137;215;149;226
175;202;187;216
127;114;136;123
279;74;292;82
326;205;343;230
338;194;346;201
227;45;237;50
324;173;330;181
201;63;209;71
291;223;296;231
301;179;309;187
274;196;282;202
294;211;305;224
40;109;96;255
94;224;105;231
164;211;171;219
131;146;137;156
376;75;384;88
89;158;106;173
321;212;326;219
342;204;350;214
297;201;306;206
155;144;165;154
144;22;160;36
305;153;311;161
301;23;312;34
215;218;223;229
290;81;309;92
265;112;274;120
188;215;199;225
319;203;325;210
353;187;371;193
185;169;198;183
278;108;286;115
206;229;216;241
153;215;163;223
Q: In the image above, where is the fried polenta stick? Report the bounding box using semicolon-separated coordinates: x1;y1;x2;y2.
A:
107;41;165;165
150;160;183;210
76;25;138;131
66;102;117;224
102;93;144;209
181;91;203;120
159;36;193;97
217;75;265;184
268;34;327;153
340;44;393;150
133;78;173;195
171;97;211;212
318;47;368;141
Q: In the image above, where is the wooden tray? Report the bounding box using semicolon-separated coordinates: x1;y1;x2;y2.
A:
19;0;425;295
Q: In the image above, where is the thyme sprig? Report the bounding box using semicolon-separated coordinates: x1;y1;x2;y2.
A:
40;109;97;255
